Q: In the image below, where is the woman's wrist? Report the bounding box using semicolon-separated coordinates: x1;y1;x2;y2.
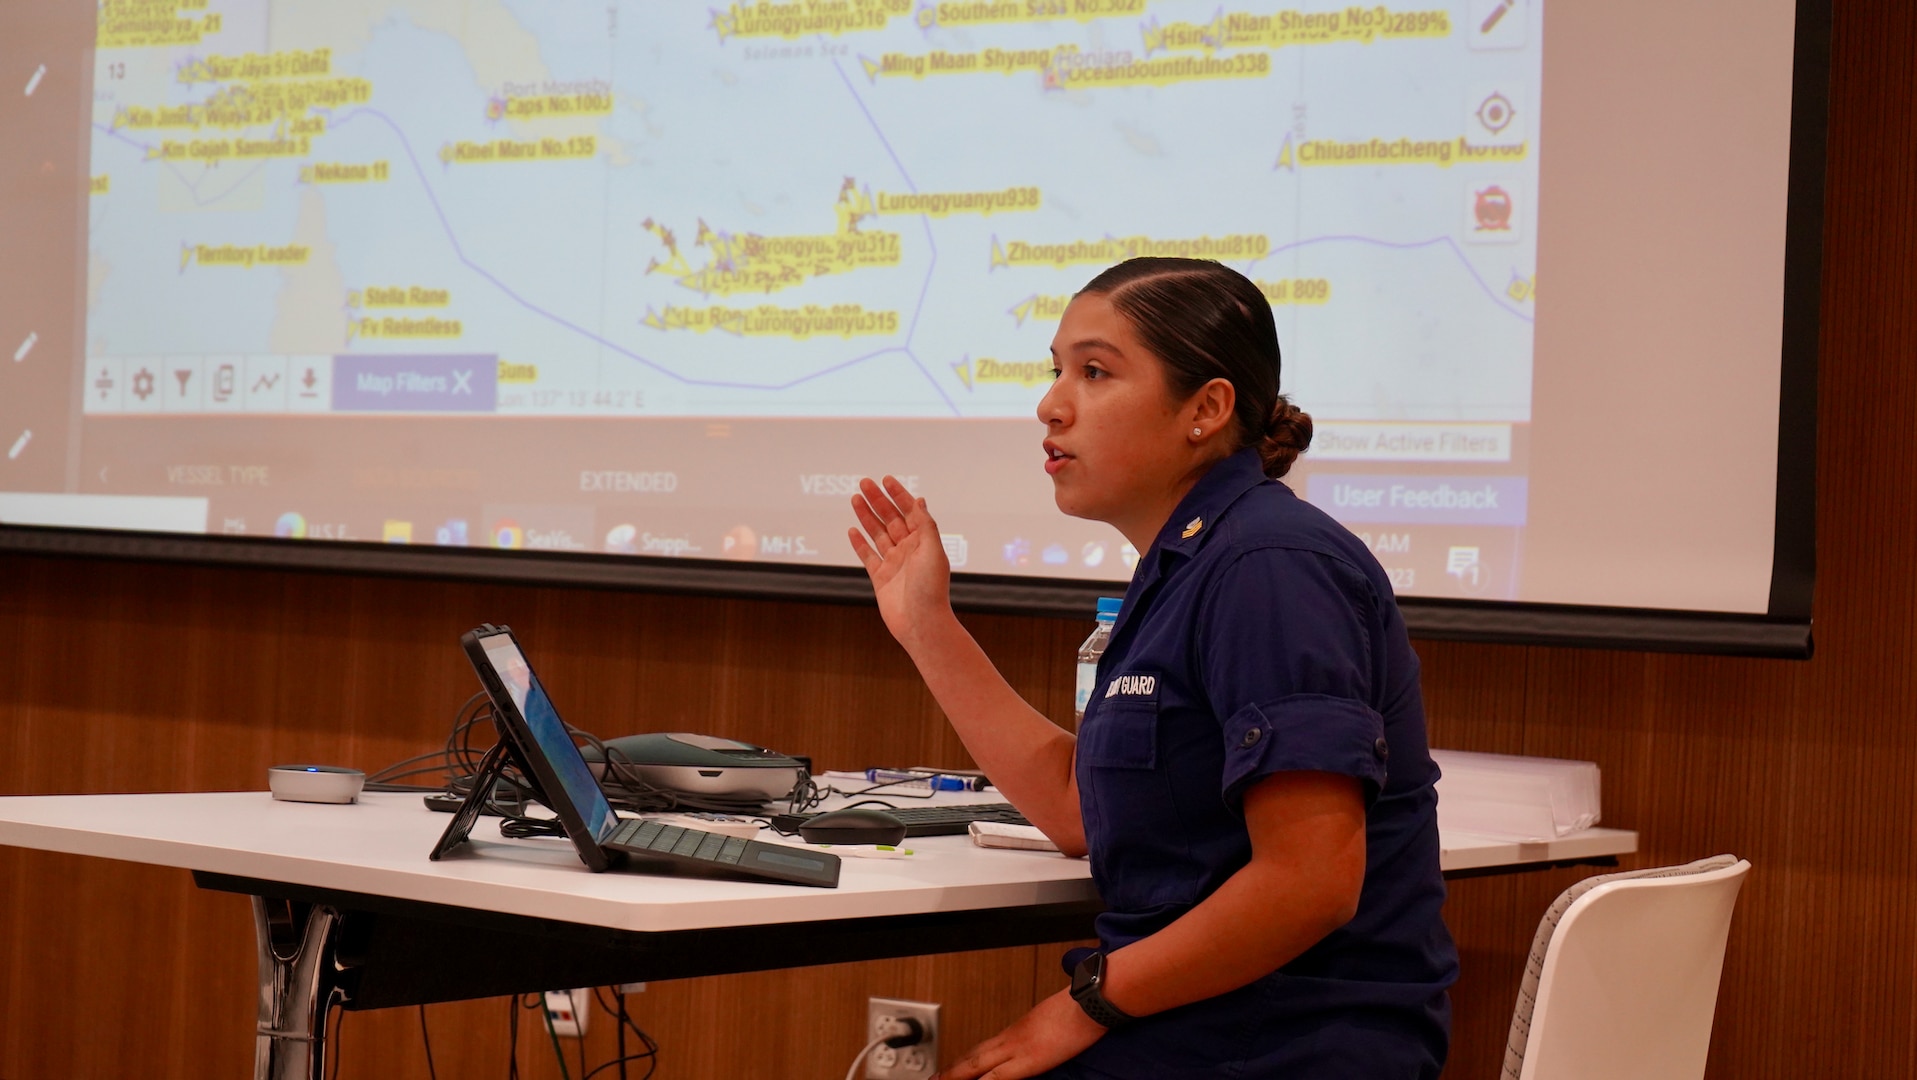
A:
894;603;965;660
1090;946;1151;1019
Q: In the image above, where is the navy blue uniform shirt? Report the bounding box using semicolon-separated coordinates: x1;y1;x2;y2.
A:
1047;448;1458;1080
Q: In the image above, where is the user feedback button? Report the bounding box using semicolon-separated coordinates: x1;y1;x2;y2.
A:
1307;474;1528;526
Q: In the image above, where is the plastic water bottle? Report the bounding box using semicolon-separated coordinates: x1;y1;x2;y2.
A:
1074;597;1123;728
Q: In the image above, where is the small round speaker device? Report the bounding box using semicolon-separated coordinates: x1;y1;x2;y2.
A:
268;765;366;804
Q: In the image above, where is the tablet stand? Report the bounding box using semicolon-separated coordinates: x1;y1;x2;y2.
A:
428;738;515;860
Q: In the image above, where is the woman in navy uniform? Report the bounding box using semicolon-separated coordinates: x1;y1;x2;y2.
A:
847;258;1457;1079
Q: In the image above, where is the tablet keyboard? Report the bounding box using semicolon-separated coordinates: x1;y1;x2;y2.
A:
604;818;840;888
770;802;1031;838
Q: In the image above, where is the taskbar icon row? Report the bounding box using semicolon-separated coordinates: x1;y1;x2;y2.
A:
215;510;1136;575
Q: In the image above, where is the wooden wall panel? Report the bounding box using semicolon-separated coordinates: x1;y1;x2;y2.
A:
0;555;1085;1079
1;0;1912;1076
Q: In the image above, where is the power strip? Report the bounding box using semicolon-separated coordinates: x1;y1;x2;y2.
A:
542;989;592;1037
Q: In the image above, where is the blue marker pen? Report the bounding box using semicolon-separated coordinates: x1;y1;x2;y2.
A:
865;768;981;791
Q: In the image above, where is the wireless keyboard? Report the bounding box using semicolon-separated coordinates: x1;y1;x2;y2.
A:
770;802;1032;838
604;818;840;888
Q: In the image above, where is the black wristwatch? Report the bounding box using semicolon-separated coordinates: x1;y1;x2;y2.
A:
1070;951;1138;1030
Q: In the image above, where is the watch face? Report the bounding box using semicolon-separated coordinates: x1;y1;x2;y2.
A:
1072;952;1103;996
1070;951;1135;1029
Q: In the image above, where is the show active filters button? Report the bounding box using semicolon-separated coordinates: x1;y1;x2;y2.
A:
331;354;497;412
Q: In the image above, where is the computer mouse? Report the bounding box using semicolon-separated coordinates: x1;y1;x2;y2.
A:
798;808;908;846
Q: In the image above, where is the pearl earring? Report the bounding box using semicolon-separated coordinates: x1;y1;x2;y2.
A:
1192;427;1203;437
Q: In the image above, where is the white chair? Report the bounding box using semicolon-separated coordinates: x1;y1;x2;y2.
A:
1502;854;1751;1080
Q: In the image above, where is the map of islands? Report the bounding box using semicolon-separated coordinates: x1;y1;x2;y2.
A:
84;0;1542;423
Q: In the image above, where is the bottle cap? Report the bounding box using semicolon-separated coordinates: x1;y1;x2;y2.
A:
1096;596;1123;618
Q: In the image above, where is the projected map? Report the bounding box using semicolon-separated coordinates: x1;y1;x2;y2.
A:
84;0;1539;424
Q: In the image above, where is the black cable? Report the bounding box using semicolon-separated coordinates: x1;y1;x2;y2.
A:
363;781;452;795
369;763;469;783
327;999;344;1080
582;1051;660;1080
586;738;680;812
616;988;626;1080
537;992;573;1080
484;751;576;838
786;773;831;813
622;990;660;1080
587;734;787;816
419;1004;438;1080
578;1002;589;1080
826;773;959;805
365;747;460;782
497;814;569;839
367;691;491;787
834;798;918;811
764;774;950;834
508;995;520;1080
597;987;628;1080
793;774;941;812
369;689;815;838
454;705;494;775
582;987;660;1080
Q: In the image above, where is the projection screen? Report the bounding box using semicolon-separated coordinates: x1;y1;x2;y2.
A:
0;0;1827;655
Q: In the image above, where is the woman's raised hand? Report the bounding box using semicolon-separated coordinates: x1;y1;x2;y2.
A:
848;475;951;650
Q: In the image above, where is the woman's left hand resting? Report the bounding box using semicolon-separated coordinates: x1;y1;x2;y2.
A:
935;989;1107;1080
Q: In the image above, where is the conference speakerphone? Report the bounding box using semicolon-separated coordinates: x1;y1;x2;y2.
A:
431;624;840;888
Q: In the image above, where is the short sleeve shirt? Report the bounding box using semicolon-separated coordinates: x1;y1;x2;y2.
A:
1060;448;1458;1079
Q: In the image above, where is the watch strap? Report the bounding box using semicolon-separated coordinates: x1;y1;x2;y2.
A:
1070;952;1138;1030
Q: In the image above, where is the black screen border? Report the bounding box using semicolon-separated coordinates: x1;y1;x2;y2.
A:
0;516;1812;657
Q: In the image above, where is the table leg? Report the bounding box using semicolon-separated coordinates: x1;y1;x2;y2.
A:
252;896;349;1080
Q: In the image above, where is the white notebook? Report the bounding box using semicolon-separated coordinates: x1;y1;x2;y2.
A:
1432;749;1602;843
968;821;1060;852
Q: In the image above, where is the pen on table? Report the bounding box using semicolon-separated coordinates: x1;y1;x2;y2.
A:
866;768;989;791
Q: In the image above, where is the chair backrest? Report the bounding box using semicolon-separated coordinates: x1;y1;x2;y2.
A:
1503;855;1751;1080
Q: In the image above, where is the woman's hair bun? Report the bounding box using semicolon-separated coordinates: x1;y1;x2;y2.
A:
1259;397;1313;479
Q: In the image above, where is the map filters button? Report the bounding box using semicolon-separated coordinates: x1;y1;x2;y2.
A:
331;354;498;413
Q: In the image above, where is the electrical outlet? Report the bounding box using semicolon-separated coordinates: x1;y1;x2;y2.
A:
541;989;592;1038
867;997;940;1080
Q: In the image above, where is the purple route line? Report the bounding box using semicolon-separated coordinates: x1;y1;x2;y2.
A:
322;106;940;395
828;53;958;415
822;52;1531;408
1248;234;1535;324
92;122;269;209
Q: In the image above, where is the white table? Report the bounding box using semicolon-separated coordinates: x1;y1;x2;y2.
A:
0;790;1635;1079
0;791;1097;932
1439;825;1639;876
0;790;1639;917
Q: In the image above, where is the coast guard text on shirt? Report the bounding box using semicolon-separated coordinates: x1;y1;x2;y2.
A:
1105;674;1157;699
